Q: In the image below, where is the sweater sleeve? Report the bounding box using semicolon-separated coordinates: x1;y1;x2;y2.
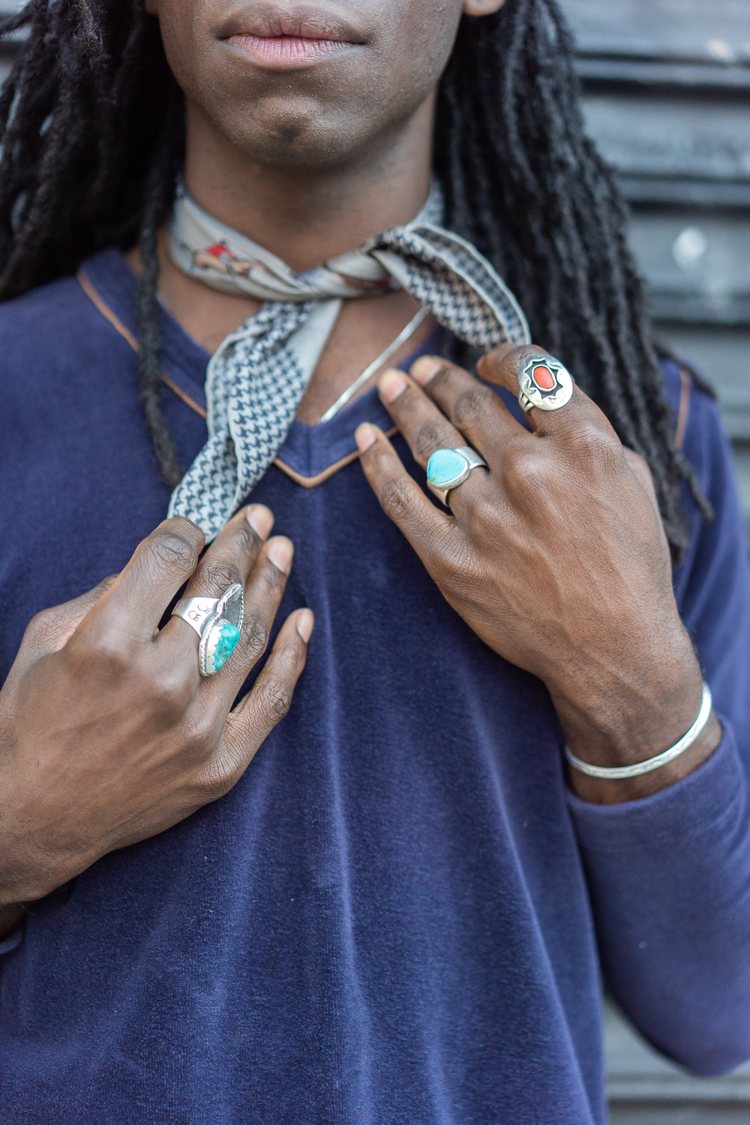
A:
566;372;750;1077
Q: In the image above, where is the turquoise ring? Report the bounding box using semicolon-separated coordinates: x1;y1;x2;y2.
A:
172;583;244;677
426;445;488;507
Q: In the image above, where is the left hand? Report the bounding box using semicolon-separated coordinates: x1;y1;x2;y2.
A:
354;344;720;796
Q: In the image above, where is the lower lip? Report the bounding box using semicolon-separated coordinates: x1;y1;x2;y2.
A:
226;34;354;68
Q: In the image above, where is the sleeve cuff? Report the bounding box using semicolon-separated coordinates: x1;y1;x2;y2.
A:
0;918;25;956
566;715;747;853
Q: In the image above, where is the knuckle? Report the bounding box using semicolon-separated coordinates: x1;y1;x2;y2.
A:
260;555;284;592
259;675;293;720
438;531;476;583
414;423;450;463
239;611;269;662
505;447;551;494
624;446;650;480
379;477;416;521
452;387;492;429
272;639;306;681
426;362;452;390
197;561;243;598
624;447;645;469
23;607;59;649
572;424;622;471
163;516;205;551
153;668;194;717
149;530;200;575
180;714;216;763
75;627;132;675
231;521;263;557
284;635;307;668
491;344;532;381
193;754;237;801
515;345;546;368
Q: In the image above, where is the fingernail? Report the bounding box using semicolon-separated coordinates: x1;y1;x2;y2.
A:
411;357;444;385
378;369;407;403
355;423;378;453
246;504;274;539
296;609;315;644
267;536;294;574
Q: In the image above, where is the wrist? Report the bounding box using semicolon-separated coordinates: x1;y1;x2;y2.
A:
0;829;74;907
547;632;722;803
0;902;26;939
0;766;87;905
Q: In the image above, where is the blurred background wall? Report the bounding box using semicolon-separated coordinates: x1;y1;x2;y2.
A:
566;0;750;530
565;3;750;1120
0;1;748;1120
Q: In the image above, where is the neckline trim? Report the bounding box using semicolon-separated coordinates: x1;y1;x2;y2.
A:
77;247;441;486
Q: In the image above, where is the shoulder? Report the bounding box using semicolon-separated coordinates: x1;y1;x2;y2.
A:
661;357;737;508
0;251;138;423
0;270;94;350
664;353;749;602
659;354;731;495
0;246;136;359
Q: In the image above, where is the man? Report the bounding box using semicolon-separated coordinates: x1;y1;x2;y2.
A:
0;1;749;1122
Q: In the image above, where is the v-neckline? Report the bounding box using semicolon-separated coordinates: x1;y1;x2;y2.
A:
80;247;444;483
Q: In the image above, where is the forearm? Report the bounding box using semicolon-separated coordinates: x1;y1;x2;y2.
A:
0;850;59;941
548;624;721;804
568;724;750;1075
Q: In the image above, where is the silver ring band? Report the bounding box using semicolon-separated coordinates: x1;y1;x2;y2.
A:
172;582;245;677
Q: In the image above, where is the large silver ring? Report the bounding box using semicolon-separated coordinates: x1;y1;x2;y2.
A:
172;583;245;677
426;445;488;507
518;354;574;413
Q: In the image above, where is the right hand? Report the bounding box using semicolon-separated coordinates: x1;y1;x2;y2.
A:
0;506;313;906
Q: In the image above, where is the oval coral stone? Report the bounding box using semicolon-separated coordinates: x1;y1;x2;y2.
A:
532;365;556;391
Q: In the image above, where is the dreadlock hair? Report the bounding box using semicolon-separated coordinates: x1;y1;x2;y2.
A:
0;0;711;557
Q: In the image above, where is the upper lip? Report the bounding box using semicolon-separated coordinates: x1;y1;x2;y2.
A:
217;3;365;43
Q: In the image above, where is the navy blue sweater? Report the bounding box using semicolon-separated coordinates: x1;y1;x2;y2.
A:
1;249;750;1124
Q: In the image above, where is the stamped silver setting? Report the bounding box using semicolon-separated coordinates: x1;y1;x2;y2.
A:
518;354;574;413
172;582;245;677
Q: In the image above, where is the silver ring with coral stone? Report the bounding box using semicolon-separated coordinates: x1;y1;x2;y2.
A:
518;354;574;413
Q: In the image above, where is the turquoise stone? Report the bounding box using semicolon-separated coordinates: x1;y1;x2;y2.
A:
211;621;241;672
427;448;467;488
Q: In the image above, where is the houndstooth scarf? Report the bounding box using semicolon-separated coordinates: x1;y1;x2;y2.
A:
166;180;530;540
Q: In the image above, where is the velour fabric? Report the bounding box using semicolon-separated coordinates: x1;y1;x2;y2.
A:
1;249;749;1123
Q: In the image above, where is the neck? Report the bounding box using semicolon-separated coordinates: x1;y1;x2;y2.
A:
182;99;435;272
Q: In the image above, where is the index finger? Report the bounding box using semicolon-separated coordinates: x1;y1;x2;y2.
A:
478;344;617;442
87;517;204;643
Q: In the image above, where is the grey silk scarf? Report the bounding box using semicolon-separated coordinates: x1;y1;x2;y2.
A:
166;180;531;540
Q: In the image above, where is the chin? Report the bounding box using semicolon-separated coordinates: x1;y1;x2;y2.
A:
218;99;374;169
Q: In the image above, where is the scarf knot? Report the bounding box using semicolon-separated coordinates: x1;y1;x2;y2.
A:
166;180;530;540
